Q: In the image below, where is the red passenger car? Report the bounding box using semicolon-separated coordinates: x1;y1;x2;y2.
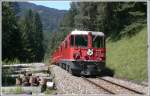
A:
51;30;105;76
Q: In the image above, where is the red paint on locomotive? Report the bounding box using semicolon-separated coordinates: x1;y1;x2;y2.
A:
51;30;105;65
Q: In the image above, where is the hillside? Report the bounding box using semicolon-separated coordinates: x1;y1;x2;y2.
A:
16;2;67;33
106;26;147;82
2;2;147;83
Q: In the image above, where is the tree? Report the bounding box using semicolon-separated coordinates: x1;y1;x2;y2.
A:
59;2;78;33
2;2;22;61
74;2;98;31
19;9;44;62
9;2;20;15
33;13;44;61
19;9;34;62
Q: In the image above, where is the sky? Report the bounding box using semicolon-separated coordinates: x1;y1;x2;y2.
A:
29;1;71;10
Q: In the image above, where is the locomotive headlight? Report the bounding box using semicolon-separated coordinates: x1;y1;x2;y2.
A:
97;57;102;61
87;49;93;56
73;53;80;59
84;55;89;60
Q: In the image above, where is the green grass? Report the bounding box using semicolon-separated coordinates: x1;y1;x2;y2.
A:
2;58;21;65
106;26;147;82
2;86;23;94
44;88;56;94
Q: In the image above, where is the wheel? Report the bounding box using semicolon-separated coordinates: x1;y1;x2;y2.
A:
62;63;64;69
59;63;62;68
69;66;72;74
64;64;66;70
66;65;68;71
67;65;69;72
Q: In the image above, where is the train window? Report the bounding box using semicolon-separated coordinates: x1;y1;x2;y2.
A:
65;40;67;48
70;35;74;46
75;35;88;47
92;35;104;48
60;45;62;51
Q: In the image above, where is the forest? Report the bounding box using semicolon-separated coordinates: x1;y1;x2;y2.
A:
2;2;147;63
2;2;44;63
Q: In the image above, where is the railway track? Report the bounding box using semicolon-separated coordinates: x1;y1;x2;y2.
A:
82;76;144;95
82;77;115;94
98;77;144;94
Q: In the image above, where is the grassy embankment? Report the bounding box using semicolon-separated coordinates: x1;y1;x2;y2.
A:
106;26;147;82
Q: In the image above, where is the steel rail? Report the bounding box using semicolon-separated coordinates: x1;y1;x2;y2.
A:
81;77;115;94
99;77;144;95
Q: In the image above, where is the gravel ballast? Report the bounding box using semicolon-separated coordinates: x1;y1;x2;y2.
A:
50;65;148;95
50;65;109;94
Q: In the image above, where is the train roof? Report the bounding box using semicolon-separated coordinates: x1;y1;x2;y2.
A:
71;30;104;36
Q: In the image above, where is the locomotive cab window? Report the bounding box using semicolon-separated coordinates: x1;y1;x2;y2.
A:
92;35;104;48
60;45;62;51
65;40;67;48
75;35;88;47
70;35;74;46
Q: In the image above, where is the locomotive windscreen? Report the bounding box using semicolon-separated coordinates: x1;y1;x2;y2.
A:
70;35;88;47
92;35;104;48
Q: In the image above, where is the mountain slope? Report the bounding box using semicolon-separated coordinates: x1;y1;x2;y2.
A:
16;2;67;32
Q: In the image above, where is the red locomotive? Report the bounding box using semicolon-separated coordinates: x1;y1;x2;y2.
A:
51;30;105;76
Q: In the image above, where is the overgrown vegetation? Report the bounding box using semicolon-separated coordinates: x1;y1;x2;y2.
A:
106;26;147;82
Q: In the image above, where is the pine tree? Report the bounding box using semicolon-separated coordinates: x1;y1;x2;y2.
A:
2;2;22;61
18;9;35;62
33;12;44;61
9;2;20;15
59;2;78;32
19;9;44;62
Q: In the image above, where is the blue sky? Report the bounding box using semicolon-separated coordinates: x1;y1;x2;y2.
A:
29;1;71;10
